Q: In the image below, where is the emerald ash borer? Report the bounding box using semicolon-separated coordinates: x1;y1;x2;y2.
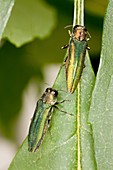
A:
63;25;90;93
28;87;65;152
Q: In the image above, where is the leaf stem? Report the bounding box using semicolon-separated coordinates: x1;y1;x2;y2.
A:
73;0;84;169
73;0;84;26
77;83;82;170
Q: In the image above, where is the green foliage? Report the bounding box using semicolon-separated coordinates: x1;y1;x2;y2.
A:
0;0;14;38
3;0;57;47
0;0;112;169
8;52;96;170
89;0;113;169
0;0;57;138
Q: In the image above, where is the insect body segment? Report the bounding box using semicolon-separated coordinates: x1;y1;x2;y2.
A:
64;25;90;93
28;88;58;152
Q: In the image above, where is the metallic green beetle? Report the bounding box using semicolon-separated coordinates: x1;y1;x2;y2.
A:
28;87;63;152
63;25;90;93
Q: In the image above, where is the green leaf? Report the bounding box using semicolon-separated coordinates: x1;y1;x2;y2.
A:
3;0;57;47
8;50;95;169
0;0;14;39
8;0;97;169
89;0;113;169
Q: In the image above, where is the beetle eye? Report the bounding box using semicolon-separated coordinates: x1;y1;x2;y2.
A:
45;88;49;92
45;87;52;93
54;90;58;96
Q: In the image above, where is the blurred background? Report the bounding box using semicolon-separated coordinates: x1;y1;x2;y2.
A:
0;0;108;169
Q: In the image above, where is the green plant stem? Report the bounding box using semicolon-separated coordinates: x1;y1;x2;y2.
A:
73;0;84;169
73;0;84;26
77;83;82;170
